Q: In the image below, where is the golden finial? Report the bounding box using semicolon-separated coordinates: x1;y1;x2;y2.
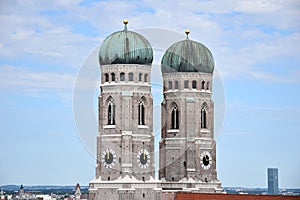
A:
123;19;128;31
185;29;190;39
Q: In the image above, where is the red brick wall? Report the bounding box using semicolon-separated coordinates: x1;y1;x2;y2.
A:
175;193;300;200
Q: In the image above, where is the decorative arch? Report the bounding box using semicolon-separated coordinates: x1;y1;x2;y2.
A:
201;103;208;129
120;72;125;81
168;81;172;89
174;81;179;89
139;73;143;82
171;102;179;129
201;80;205;89
129;72;134;81
106;97;115;125
192;80;197;89
138;98;146;125
111;73;115;82
184;80;189;89
144;74;148;82
104;73;109;82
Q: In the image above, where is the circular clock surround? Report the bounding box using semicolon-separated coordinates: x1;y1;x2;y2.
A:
102;148;116;168
200;151;212;170
137;149;150;168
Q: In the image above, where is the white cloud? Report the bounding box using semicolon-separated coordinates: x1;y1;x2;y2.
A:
235;0;282;13
0;0;98;68
0;0;299;83
0;65;75;94
247;70;300;84
227;101;300;122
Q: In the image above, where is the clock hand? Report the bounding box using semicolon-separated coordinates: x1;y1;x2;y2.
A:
144;149;146;160
205;155;209;161
107;152;109;160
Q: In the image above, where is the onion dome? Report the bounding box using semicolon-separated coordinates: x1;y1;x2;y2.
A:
161;30;214;73
99;19;153;65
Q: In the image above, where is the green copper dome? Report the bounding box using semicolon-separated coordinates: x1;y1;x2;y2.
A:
161;32;214;73
99;21;153;65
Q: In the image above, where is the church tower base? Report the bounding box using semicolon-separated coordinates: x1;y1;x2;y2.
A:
89;176;162;200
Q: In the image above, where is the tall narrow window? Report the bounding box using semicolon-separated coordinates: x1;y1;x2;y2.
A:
201;107;207;128
201;81;205;89
144;74;148;82
138;101;145;125
192;80;197;89
175;81;179;89
184;80;189;89
171;106;179;129
111;73;115;82
139;73;143;81
129;72;134;81
168;81;172;89
120;72;125;81
206;81;210;90
105;73;109;82
108;101;115;125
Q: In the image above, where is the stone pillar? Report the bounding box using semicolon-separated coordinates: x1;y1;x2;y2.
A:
121;131;133;175
186;98;196;177
121;91;133;131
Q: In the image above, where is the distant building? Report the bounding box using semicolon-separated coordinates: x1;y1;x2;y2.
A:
19;184;24;195
268;168;279;194
75;183;81;199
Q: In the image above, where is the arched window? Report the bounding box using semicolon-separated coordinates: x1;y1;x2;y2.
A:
168;81;172;89
120;72;125;81
108;100;115;125
144;74;148;82
206;81;210;90
105;73;109;82
192;80;197;89
138;101;145;125
201;107;207;129
184;80;189;89
111;73;115;82
201;81;205;89
171;105;179;129
175;81;179;89
139;73;143;81
129;72;134;81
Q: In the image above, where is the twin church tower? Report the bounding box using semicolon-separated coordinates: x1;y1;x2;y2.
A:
89;20;221;200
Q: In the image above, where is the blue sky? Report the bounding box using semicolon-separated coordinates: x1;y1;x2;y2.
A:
1;0;300;188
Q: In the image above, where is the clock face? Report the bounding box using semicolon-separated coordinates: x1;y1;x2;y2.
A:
102;149;116;168
200;151;212;170
137;149;150;168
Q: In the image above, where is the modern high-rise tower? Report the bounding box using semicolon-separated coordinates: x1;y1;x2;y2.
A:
159;30;222;192
268;168;279;195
